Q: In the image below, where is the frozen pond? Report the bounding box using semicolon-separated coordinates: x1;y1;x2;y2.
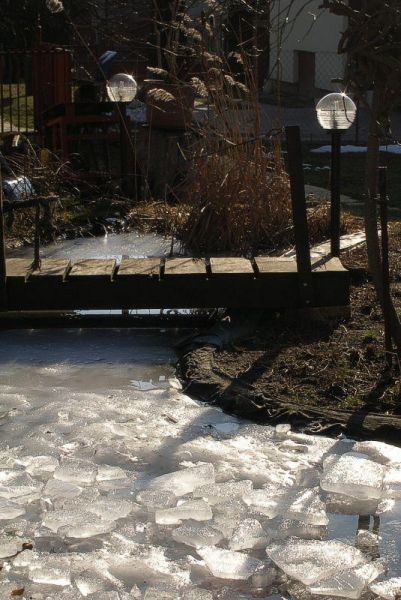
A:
0;327;401;599
10;230;175;262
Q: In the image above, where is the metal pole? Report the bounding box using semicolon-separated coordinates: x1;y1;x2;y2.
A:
379;166;393;368
0;171;6;309
330;129;342;256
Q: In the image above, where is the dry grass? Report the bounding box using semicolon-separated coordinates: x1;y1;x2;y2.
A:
171;67;293;255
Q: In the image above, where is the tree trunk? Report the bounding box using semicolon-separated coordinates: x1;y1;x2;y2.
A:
365;90;401;351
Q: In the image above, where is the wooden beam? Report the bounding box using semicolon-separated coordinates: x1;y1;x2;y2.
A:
285;126;313;306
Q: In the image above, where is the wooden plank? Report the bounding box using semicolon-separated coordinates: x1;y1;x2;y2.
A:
117;257;161;277
311;257;348;273
255;256;348;274
255;257;298;274
164;258;207;276
210;257;254;275
68;259;116;280
30;259;71;281
6;258;33;280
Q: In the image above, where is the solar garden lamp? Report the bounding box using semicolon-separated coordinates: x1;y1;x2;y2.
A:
106;73;138;103
106;74;138;196
316;93;357;256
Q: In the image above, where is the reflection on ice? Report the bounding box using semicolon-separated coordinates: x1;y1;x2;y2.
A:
0;328;400;598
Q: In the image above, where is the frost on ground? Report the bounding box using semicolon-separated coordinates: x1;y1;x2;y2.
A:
0;334;400;599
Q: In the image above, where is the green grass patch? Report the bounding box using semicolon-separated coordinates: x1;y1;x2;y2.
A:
1;83;34;130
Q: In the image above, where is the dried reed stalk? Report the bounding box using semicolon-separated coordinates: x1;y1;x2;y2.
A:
176;58;293;255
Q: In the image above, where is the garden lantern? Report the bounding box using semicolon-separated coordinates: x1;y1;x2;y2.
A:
106;73;137;103
106;74;138;197
316;93;357;256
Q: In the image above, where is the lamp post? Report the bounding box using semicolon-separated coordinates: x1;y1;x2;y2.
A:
316;93;357;256
106;74;138;196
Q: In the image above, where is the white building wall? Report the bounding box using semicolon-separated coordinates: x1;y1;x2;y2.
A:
269;0;347;91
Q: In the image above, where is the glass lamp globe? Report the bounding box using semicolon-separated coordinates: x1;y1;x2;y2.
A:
106;73;138;103
316;93;357;130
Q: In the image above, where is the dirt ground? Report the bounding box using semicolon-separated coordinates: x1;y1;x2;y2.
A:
179;225;401;440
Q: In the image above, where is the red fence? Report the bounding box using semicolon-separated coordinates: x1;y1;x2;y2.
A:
0;47;72;136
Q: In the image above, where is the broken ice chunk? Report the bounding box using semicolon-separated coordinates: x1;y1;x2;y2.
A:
144;583;183;599
275;424;291;438
229;518;268;550
270;517;327;541
146;464;215;497
0;535;25;558
97;465;127;481
267;539;367;585
370;578;401;600
0;498;25;519
54;458;97;485
29;555;71;586
155;499;212;525
18;455;59;477
211;504;247;537
182;589;213;600
354;441;401;465
136;489;176;510
243;489;284;519
86;498;134;520
356;529;381;551
383;466;401;498
325;492;380;516
321;453;385;500
172;521;223;548
74;569;120;597
43;478;82;501
310;561;386;598
43;509;114;537
211;422;240;436
285;488;328;526
193;480;253;505
197;546;263;580
0;481;42;503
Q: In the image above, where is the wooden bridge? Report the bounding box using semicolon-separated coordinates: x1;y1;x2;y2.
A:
0;127;350;315
3;255;348;312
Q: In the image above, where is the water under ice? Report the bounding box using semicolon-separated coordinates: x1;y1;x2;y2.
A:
0;328;400;599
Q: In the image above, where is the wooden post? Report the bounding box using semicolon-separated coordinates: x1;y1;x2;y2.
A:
285;126;313;306
0;171;6;309
379;166;393;368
